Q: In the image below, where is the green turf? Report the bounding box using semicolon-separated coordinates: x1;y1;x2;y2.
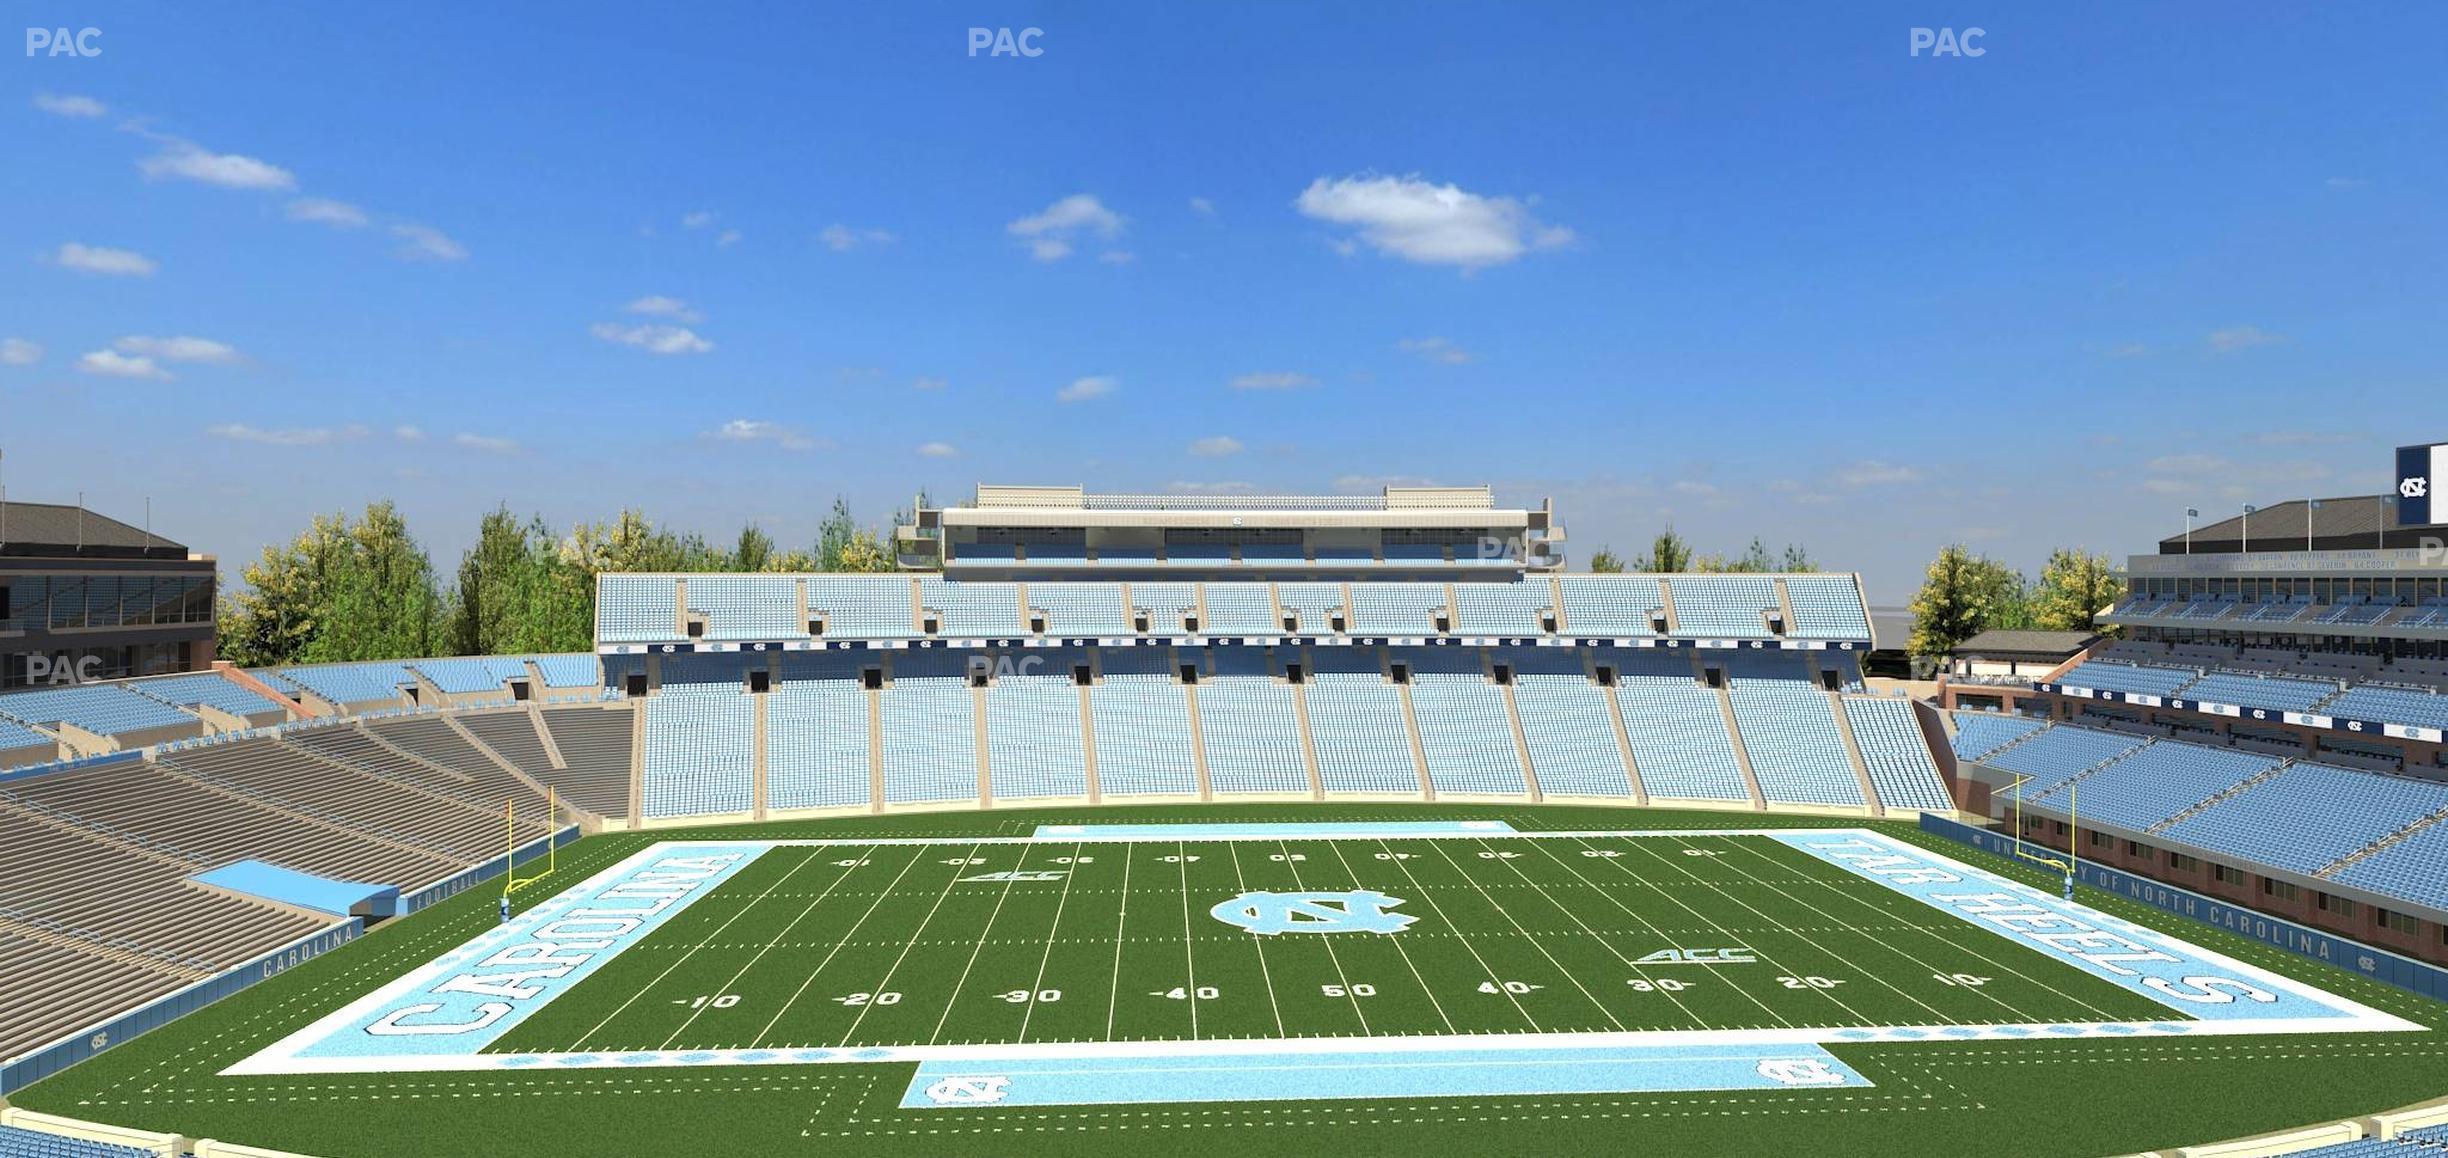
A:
16;803;2448;1158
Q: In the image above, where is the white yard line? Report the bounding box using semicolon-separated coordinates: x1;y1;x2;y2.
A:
837;841;988;1047
927;844;1036;1045
1177;840;1201;1040
1516;837;1789;1027
1588;835;1882;1024
1319;841;1453;1034
1366;839;1544;1031
750;843;935;1045
1712;835;2100;1023
1102;842;1134;1040
1282;841;1382;1036
1471;837;1708;1029
1422;840;1626;1030
569;846;827;1051
658;846;876;1049
1015;842;1085;1044
1224;842;1290;1038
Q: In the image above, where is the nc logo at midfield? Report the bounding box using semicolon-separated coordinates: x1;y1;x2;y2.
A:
1210;890;1416;936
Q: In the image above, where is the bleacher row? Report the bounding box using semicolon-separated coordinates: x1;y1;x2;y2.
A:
635;646;1953;821
0;656;610;770
0;703;632;1069
2049;645;2448;735
2113;592;2448;629
1951;712;2448;914
599;573;1875;644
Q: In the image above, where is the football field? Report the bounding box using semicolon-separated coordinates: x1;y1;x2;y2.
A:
489;828;2173;1057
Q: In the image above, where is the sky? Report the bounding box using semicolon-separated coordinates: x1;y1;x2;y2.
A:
3;2;2444;602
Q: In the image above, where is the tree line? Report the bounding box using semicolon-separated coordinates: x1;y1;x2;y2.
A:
1905;545;2121;657
216;498;904;667
1586;527;1815;574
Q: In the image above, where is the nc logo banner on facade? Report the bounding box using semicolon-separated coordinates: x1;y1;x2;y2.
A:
2399;442;2446;526
1211;890;1417;935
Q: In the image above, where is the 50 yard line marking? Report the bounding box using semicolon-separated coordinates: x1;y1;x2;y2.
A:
1319;841;1451;1034
1280;841;1379;1036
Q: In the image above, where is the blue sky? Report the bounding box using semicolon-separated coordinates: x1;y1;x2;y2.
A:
4;2;2443;601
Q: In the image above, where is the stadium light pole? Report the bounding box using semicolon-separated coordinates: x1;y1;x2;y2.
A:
2183;507;2198;555
2381;494;2397;550
2241;504;2255;554
2307;499;2321;552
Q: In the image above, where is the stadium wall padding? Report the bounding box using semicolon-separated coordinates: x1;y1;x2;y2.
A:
0;920;365;1096
1920;813;2448;1004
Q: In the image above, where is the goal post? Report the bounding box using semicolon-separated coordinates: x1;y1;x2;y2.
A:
503;786;559;897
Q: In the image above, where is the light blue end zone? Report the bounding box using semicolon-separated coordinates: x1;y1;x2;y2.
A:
901;1043;1869;1108
293;842;769;1059
1769;830;2348;1023
1032;820;1519;839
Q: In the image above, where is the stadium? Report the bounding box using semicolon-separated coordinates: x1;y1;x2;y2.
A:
1;476;2446;1158
11;7;2448;1155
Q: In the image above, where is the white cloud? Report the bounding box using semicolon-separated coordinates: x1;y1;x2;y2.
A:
716;229;741;248
53;242;157;277
590;321;713;355
1229;371;1316;391
33;92;107;118
453;432;520;454
207;422;349;447
1836;460;1922;487
391;223;468;262
113;335;241;365
2208;325;2284;352
911;376;948;391
1165;480;1259;495
1294;173;1573;270
1396;336;1474;365
76;350;171;380
1671;480;1718;496
2145;453;2228;475
1056;375;1117;403
1189;435;1244;458
285;197;369;228
0;338;42;366
818;224;898;251
394;425;425;441
136;140;296;191
706;419;825;452
917;441;960;458
1097;249;1137;265
1008;194;1125;262
624;295;704;323
1189;197;1216;216
681;210;718;230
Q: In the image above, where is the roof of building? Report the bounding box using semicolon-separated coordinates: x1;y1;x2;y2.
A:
2157;495;2405;552
0;501;188;558
1950;629;2102;658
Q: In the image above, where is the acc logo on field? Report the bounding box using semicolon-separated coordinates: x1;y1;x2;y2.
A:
1636;947;1756;966
1210;890;1416;936
924;1075;1012;1105
959;870;1069;882
1757;1059;1846;1086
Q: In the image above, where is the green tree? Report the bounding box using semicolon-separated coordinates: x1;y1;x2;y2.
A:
2031;547;2121;633
815;497;861;571
1970;557;2035;631
1735;537;1776;573
731;524;775;573
1587;547;1625;573
1908;544;1988;657
1780;543;1815;572
1632;526;1693;573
